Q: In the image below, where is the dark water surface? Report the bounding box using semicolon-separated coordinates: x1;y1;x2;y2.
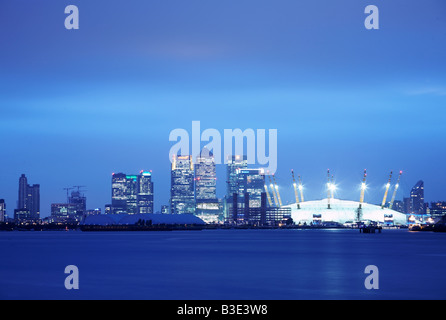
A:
1;229;445;300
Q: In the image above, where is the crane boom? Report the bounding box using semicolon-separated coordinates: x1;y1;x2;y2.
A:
389;171;403;210
381;171;393;209
273;175;283;207
359;169;367;207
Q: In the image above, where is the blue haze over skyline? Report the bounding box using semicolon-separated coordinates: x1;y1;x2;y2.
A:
1;0;446;217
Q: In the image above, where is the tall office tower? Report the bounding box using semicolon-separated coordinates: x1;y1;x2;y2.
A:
403;197;411;214
195;149;219;215
170;155;195;214
137;171;154;214
236;168;265;209
0;199;5;222
69;190;87;216
17;174;40;221
125;175;139;214
111;173;127;214
18;174;28;210
226;155;248;197
410;180;425;214
111;172;154;214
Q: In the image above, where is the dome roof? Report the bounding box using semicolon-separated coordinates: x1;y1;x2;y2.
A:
82;213;205;226
283;198;407;225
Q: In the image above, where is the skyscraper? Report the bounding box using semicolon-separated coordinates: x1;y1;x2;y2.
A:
0;199;5;222
137;171;154;214
226;155;248;197
16;174;40;221
410;180;425;215
170;155;195;214
236;168;265;209
195;148;219;215
69;189;87;216
111;172;154;214
111;173;127;214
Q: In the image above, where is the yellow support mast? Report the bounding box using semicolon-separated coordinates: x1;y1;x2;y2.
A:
389;171;403;210
381;171;393;209
359;169;367;208
298;175;304;202
327;169;332;209
273;174;283;207
264;184;273;207
291;170;300;209
268;175;279;207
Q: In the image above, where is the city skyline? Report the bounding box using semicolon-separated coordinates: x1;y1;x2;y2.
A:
0;163;442;219
1;0;446;216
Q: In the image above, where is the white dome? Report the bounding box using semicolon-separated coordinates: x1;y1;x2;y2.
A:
283;198;407;225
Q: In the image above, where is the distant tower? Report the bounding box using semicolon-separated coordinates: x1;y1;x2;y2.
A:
226;155;247;198
137;171;154;214
0;199;5;222
410;180;425;214
16;174;40;221
170;155;195;214
18;174;27;210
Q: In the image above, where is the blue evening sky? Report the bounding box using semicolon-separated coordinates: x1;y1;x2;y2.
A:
1;0;445;216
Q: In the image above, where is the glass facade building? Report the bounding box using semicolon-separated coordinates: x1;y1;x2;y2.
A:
170;155;195;214
195;149;219;216
0;199;5;222
410;180;425;215
112;172;154;214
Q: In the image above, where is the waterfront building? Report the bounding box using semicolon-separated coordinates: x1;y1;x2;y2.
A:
111;171;154;214
226;155;248;197
16;174;40;221
170;155;195;214
137;171;154;214
430;201;446;219
410;180;425;215
0;199;5;222
50;203;78;221
69;190;86;216
86;208;101;215
195;148;219;216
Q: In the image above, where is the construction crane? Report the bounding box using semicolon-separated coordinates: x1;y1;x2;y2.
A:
273;174;283;207
291;170;300;209
73;185;86;192
298;175;304;202
327;169;332;209
381;171;393;209
268;175;279;207
264;184;273;207
359;169;367;209
389;171;403;210
63;187;74;203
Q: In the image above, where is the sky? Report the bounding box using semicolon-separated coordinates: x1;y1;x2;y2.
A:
1;0;446;217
